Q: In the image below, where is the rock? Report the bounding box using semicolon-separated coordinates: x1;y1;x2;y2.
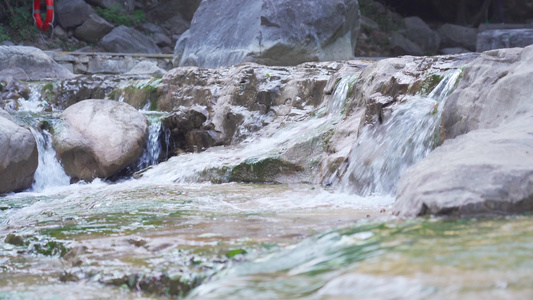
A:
394;45;533;216
74;13;115;43
476;29;533;52
87;55;138;74
152;33;172;48
394;116;533;217
53;100;148;182
102;26;162;54
0;78;30;111
43;74;147;110
126;61;166;76
163;16;190;37
174;0;360;68
389;32;424;56
55;0;95;29
439;47;471;55
403;16;440;54
145;0;201;23
438;23;477;51
0;109;38;194
85;0;135;12
0;46;74;81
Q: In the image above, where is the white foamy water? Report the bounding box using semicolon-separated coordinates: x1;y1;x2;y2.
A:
136;112;168;170
29;128;71;192
17;82;49;112
339;69;462;196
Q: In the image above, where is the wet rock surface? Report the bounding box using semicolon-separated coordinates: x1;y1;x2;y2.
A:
0;109;38;194
394;45;533;216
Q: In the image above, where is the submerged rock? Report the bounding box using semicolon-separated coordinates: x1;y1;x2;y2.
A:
0;109;38;193
53;100;148;182
394;45;533;217
174;0;360;67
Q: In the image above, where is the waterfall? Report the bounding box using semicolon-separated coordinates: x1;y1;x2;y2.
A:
136;113;167;170
340;69;463;196
327;74;358;116
30;128;71;192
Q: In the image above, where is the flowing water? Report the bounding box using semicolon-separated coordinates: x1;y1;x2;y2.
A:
1;72;532;299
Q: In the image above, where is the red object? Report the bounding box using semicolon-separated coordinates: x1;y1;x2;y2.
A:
33;0;54;31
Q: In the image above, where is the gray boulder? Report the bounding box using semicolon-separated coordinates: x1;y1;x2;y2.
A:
404;16;440;54
438;23;477;51
0;110;38;194
389;32;424;56
55;0;94;29
174;0;360;68
74;13;115;43
102;26;162;54
53;100;148;182
0;46;74;81
126;60;166;76
394;116;533;217
394;45;533;217
476;29;533;52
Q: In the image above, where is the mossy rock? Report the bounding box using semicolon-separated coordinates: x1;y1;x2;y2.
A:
229;157;304;183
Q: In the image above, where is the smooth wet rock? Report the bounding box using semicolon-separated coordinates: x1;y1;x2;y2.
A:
102;26;162;54
394;45;533;217
174;0;360;67
394;116;533;217
0;46;75;81
0;110;38;193
53;100;148;182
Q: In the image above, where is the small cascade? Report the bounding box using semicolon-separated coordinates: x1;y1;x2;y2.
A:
327;74;358;116
136;113;166;170
17;83;49;112
30;128;71;192
339;69;463;196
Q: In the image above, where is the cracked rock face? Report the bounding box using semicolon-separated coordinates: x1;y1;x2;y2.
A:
174;0;360;68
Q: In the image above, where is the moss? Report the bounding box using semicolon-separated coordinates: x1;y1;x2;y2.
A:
229;157;304;183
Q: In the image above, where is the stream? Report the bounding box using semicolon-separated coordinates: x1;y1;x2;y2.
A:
1;75;532;299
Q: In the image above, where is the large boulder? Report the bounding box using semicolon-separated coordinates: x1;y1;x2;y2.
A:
74;13;115;43
403;16;440;54
102;26;162;54
0;46;74;81
394;45;533;217
393;116;533;217
438;23;477;51
85;0;135;12
0;110;38;193
53;100;148;182
55;0;95;29
174;0;360;67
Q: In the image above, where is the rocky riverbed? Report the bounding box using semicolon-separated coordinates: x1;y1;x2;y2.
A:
1;43;533;298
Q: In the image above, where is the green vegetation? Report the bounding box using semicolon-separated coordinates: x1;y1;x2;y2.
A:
95;5;145;27
0;3;38;43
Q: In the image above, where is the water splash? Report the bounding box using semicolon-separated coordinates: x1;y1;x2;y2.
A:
30;128;70;192
327;74;358;116
17;82;50;112
339;69;462;196
136;112;167;170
